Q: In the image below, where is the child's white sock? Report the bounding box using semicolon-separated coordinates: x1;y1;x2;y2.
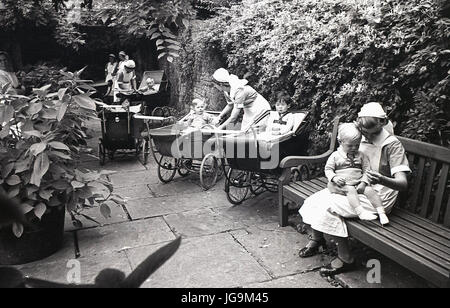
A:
377;207;389;225
355;206;377;221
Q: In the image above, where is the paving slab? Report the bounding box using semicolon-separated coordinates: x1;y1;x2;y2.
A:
79;157;147;173
109;169;160;187
335;254;430;288
77;218;176;257
230;224;332;278
114;184;154;201
147;179;205;197
125;190;231;219
65;203;130;232
212;193;279;227
245;272;336;288
163;208;244;237
125;233;272;288
17;251;131;285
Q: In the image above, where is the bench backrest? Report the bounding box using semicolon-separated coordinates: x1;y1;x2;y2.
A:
397;136;450;228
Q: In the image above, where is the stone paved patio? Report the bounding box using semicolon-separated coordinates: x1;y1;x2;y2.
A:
14;119;430;288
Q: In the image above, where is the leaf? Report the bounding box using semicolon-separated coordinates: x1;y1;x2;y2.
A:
39;189;53;201
0;123;9;139
57;102;68;122
14;158;31;173
49;141;70;151
150;32;161;40
30;143;47;156
23;130;43;138
41;109;58;119
100;203;112;219
73;94;96;110
0;105;14;123
71;181;85;189
2;162;14;178
50;151;71;160
158;52;167;59
27;102;43;115
30;153;50;187
156;39;165;46
167;56;174;63
57;88;68;100
18;202;34;214
34;203;47;220
12;223;24;238
6;175;21;186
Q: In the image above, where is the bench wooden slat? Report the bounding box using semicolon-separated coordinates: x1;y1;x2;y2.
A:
398;136;450;164
283;185;309;204
391;216;450;250
316;177;328;185
290;182;319;196
420;161;437;217
393;208;450;240
387;219;450;256
347;220;450;288
379;220;450;263
303;180;325;191
295;181;322;194
409;157;425;211
310;178;328;189
431;164;449;222
361;221;450;270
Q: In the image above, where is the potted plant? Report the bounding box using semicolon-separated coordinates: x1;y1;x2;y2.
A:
0;68;124;265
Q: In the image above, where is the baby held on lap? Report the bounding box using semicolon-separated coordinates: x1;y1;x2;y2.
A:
325;123;389;225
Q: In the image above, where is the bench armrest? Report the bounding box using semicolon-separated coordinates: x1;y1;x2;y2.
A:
279;149;334;169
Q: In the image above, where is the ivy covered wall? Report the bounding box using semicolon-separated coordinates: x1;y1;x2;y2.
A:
177;0;450;153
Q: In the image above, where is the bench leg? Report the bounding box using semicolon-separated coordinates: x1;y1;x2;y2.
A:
278;187;289;227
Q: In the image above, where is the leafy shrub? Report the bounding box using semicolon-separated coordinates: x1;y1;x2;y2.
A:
0;68;123;237
192;0;450;152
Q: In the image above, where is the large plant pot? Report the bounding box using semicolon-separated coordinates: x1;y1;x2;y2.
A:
0;206;66;265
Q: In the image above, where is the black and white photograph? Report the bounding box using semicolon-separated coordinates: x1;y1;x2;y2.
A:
0;0;449;292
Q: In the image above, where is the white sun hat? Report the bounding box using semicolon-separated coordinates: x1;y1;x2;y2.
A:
358;102;387;118
213;68;230;83
124;60;136;69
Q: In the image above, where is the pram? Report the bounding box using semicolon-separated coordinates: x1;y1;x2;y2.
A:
221;110;310;204
97;103;146;165
146;111;240;190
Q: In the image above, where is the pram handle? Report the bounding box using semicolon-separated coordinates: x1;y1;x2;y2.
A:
133;114;170;122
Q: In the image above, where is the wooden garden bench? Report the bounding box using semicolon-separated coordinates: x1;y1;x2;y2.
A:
278;117;450;288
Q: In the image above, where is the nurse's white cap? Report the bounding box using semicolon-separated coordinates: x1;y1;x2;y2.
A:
358;102;387;118
213;68;230;83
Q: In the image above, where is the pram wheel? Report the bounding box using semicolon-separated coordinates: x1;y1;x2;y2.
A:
200;154;219;190
157;156;177;183
249;172;265;196
178;159;191;177
149;137;162;165
98;141;106;166
225;168;249;205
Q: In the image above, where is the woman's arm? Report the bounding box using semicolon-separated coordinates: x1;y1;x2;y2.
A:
219;106;240;130
218;103;233;120
366;171;408;191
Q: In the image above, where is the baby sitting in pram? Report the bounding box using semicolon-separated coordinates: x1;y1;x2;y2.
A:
179;99;217;130
258;91;294;136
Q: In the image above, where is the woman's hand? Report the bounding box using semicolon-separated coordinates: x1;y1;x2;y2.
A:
366;170;384;185
332;176;346;187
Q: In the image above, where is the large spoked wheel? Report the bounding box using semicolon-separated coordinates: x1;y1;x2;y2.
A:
263;175;279;193
249;172;266;196
149;137;162;165
200;154;219;190
157;156;177;183
225;168;249;205
178;159;191;177
98;141;106;166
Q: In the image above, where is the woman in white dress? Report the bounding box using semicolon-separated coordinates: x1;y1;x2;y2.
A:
298;102;410;276
212;68;271;131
